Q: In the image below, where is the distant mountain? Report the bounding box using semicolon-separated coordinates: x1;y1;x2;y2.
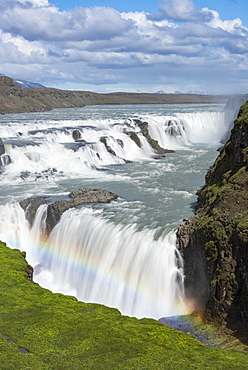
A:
155;90;166;94
0;74;44;88
13;79;45;89
156;90;208;95
175;90;208;95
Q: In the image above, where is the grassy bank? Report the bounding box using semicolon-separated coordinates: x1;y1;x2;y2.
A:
0;242;248;369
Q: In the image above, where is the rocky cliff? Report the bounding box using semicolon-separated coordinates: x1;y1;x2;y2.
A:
177;101;248;340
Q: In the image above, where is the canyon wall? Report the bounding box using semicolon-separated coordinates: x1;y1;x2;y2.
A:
177;101;248;338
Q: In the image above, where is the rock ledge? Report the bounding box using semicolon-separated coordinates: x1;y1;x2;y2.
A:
20;188;118;234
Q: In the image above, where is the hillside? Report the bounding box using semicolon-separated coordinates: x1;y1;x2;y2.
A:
0;76;230;114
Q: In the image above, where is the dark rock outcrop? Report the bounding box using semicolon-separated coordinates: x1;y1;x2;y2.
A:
20;188;118;234
126;131;141;148
0;154;11;167
177;101;248;338
20;196;48;226
133;119;174;155
0;138;11;169
0;138;5;155
46;188;118;233
72;130;82;141
100;137;116;156
72;130;86;143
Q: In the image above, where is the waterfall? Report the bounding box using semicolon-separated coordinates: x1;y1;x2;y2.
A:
0;104;233;320
146;111;227;149
0;203;186;319
0;109;230;182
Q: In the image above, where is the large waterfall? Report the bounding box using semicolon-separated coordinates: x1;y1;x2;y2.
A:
0;102;237;320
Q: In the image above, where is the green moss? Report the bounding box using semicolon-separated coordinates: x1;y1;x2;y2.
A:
242;147;248;162
228;166;247;183
205;241;218;260
211;222;227;241
195;214;212;229
235;101;248;123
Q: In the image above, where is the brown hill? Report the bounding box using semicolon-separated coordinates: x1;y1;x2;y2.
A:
0;76;229;114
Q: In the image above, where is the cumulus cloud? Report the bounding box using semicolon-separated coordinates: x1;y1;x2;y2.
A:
157;0;206;22
202;7;247;34
0;2;132;42
0;0;247;94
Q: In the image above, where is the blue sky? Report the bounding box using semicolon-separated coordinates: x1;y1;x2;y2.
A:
0;0;247;94
53;0;248;27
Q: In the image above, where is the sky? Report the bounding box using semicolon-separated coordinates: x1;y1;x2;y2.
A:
0;0;247;94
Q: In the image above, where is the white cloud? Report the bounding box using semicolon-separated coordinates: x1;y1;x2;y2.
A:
0;3;132;42
0;0;247;94
202;7;248;34
158;0;201;21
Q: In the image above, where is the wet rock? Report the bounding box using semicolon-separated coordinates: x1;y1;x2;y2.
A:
20;196;48;226
125;131;141;148
20;188;118;234
100;137;116;156
72;129;81;141
0;154;11;166
133;119;174;154
72;129;86;143
26;264;33;281
46;188;118;233
20;171;31;180
0;138;5;155
117;139;124;148
0;138;11;168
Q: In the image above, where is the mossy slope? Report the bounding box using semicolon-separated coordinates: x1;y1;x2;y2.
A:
1;242;248;369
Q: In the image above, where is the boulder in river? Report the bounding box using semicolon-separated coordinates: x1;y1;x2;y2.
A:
0;138;5;155
0;138;11;169
72;130;86;143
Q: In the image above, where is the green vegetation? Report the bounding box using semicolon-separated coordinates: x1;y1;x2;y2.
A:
0;242;248;369
236;102;248;123
205;241;218;261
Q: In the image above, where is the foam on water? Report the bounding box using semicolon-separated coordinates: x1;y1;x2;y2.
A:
0;107;230;185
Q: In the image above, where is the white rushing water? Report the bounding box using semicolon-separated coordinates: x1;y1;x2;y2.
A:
0;102;240;319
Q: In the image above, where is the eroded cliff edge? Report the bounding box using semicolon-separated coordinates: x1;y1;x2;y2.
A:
177;101;248;339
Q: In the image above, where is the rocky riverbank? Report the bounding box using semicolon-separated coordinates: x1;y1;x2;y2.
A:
177;100;248;344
